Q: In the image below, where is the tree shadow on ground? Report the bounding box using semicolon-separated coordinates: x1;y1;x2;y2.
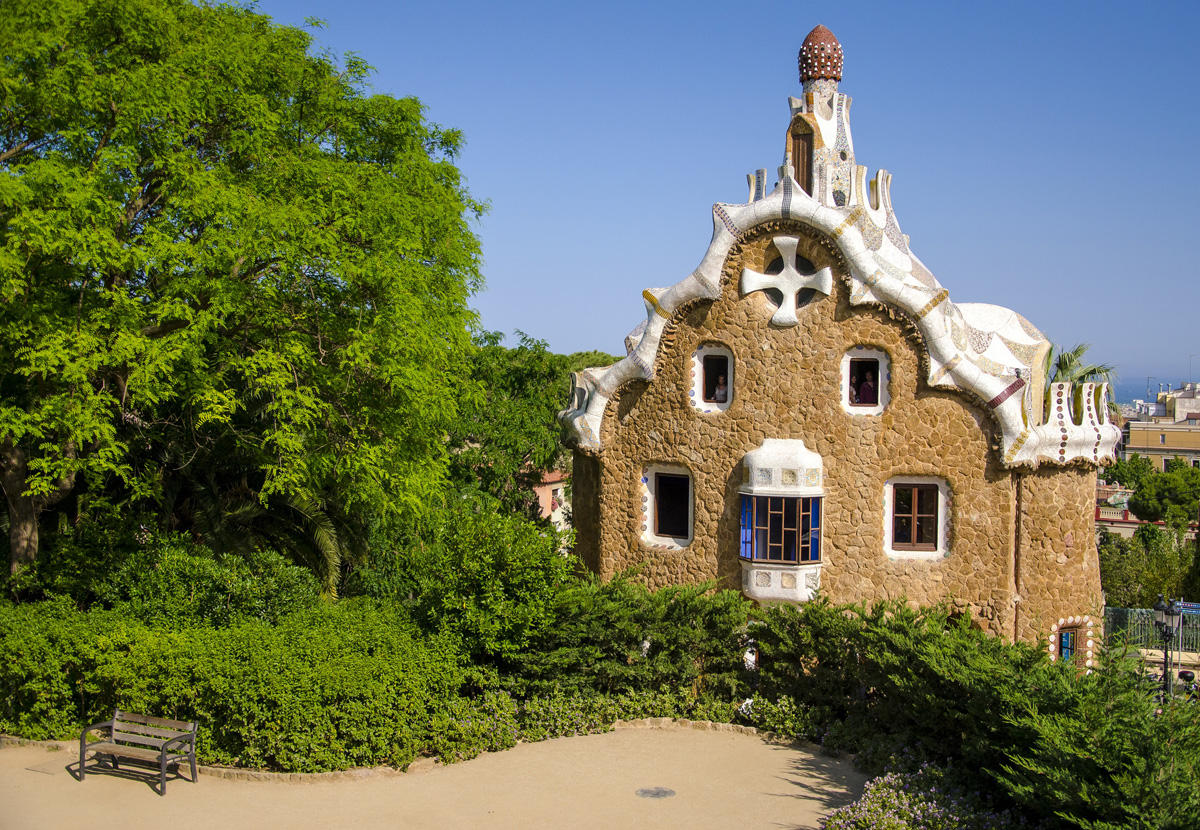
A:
763;745;866;828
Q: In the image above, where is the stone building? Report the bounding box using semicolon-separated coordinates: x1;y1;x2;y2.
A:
559;26;1120;656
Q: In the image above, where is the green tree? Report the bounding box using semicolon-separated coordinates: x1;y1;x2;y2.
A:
446;334;619;520
0;0;483;575
1100;453;1154;490
1098;526;1196;607
448;332;571;519
1128;464;1200;531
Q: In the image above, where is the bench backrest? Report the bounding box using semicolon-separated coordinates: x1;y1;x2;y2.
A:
112;709;196;750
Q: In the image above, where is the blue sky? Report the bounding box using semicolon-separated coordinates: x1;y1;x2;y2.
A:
254;0;1198;400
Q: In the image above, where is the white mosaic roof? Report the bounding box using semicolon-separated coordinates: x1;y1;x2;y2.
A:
560;84;1119;469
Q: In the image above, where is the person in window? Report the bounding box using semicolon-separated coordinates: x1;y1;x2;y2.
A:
858;370;876;405
713;374;728;403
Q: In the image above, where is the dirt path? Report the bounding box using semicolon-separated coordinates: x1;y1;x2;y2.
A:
0;727;865;829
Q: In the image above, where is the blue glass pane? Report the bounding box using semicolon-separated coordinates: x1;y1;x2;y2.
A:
1059;630;1075;660
810;497;820;529
740;495;752;559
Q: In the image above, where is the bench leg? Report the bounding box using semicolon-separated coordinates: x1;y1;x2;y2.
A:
159;754;167;796
189;752;197;783
78;739;85;781
111;755;119;770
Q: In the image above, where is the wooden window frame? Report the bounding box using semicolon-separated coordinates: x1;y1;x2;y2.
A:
891;483;938;552
1058;628;1077;662
740;495;821;564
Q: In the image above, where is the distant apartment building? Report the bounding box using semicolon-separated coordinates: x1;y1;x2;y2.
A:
1123;385;1200;470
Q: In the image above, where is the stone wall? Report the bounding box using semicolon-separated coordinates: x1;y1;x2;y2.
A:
1014;465;1104;642
571;453;602;574
579;221;1031;638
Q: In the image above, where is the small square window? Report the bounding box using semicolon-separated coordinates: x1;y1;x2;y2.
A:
1058;629;1076;662
849;358;879;406
892;484;938;550
842;348;889;415
885;477;948;559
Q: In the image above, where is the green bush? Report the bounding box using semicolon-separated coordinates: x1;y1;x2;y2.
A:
511;576;751;701
9;529;319;627
351;503;575;664
99;537;321;627
997;647;1200;829
0;599;465;771
752;597;1200;829
425;688;736;764
753;598;1054;773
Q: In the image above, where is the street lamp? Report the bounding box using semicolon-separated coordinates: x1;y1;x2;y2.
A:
1153;594;1183;700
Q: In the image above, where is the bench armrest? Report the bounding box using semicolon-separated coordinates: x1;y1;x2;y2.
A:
162;733;195;754
79;720;113;743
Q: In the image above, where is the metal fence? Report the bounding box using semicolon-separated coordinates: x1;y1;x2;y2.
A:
1104;607;1200;653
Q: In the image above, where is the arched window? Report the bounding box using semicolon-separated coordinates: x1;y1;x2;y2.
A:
789;121;814;195
690;344;734;413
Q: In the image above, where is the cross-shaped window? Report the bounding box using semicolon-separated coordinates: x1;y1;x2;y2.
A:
740;236;833;327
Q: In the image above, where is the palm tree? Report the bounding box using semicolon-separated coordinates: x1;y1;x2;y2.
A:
1042;343;1119;421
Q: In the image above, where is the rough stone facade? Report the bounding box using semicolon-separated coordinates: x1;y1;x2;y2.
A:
561;27;1114;648
572;224;1103;640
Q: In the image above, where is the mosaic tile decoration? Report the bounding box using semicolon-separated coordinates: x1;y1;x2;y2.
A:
559;33;1120;469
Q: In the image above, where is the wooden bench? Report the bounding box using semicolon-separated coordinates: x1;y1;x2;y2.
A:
79;709;197;795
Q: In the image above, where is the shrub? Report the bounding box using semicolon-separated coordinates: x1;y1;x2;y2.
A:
350;503;574;664
511;576;751;701
0;598;464;771
425;688;735;763
755;597;1200;828
9;529;319;627
996;646;1200;829
98;537;321;627
822;764;1043;830
754;597;1055;774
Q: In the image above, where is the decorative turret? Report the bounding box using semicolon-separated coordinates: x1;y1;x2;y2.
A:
787;25;854;205
798;24;843;86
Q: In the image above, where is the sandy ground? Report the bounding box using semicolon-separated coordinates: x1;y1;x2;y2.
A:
0;728;865;829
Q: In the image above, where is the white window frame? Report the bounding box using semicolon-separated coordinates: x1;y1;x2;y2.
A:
689;343;734;414
883;476;951;560
640;464;693;549
841;347;890;416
